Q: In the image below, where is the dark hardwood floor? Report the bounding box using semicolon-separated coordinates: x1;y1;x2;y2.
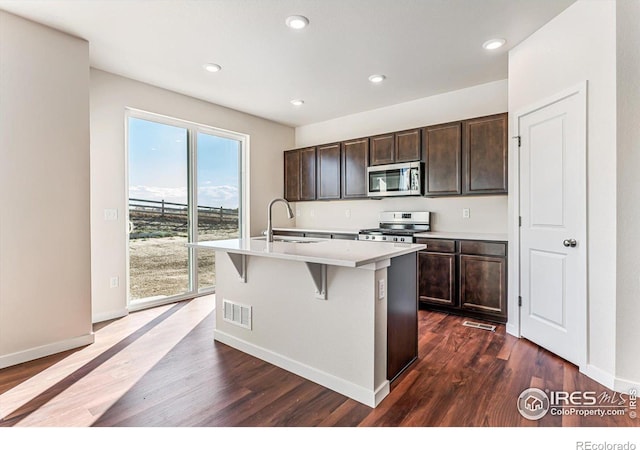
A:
0;295;636;428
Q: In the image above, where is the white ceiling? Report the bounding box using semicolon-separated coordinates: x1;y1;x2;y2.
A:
0;0;575;127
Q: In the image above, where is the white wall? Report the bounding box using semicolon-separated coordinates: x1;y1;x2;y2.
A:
90;70;294;323
508;0;620;385
294;80;509;232
615;0;640;388
0;11;93;368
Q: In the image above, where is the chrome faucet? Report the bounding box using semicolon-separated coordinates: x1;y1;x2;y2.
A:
266;198;294;242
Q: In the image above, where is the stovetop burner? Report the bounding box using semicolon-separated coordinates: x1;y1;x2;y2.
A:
358;211;431;243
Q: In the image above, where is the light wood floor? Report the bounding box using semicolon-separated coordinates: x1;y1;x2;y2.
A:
0;295;637;428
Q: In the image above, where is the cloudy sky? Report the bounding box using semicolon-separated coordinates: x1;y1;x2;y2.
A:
128;117;240;209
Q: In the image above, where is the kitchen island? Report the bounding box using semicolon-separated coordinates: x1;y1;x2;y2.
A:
188;237;425;407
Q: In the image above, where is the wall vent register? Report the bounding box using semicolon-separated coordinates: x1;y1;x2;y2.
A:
223;299;252;330
462;320;496;332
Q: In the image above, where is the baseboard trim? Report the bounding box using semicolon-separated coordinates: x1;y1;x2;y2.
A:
581;364;616;391
581;365;640;394
92;308;128;324
0;333;95;369
614;375;640;394
213;329;385;408
506;322;519;337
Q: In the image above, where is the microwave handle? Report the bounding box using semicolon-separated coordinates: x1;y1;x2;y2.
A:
411;168;419;191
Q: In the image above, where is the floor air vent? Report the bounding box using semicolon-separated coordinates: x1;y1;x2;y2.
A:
222;299;252;330
462;320;496;332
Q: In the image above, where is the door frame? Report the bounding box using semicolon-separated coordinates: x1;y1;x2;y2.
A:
124;108;250;312
509;81;588;368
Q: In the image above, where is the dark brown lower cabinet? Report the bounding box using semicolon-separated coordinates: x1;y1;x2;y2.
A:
417;238;507;323
460;255;506;317
418;252;456;306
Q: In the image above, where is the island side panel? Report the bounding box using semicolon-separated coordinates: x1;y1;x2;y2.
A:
213;251;385;405
386;252;418;381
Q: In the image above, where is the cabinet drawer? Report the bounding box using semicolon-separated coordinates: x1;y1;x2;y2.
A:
459;240;506;257
415;238;456;253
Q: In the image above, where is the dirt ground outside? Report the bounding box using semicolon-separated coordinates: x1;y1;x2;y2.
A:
128;212;240;300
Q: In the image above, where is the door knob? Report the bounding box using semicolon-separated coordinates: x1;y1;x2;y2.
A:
563;239;577;247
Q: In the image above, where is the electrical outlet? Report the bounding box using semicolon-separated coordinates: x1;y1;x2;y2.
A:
109;277;119;288
378;279;385;300
345;209;351;218
463;208;470;219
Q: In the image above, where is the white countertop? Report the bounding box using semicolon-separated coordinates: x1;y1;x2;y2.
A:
414;231;508;241
273;227;360;235
188;237;425;267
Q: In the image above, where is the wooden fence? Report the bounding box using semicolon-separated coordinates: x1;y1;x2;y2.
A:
129;198;238;223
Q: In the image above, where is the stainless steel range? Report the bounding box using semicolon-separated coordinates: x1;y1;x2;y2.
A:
358;211;431;243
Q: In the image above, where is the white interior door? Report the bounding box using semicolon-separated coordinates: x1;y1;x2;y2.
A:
518;83;587;366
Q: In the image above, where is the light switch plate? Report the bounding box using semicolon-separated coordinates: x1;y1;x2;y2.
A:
104;209;118;221
378;279;385;300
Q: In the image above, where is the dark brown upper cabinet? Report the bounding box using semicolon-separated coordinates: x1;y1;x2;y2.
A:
283;112;506;202
316;143;341;200
369;129;421;166
462;113;508;195
284;147;316;202
369;133;395;166
423;122;462;196
395;128;421;162
341;138;369;198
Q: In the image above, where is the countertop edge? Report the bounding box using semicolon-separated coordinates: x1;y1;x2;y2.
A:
414;232;508;242
187;240;424;268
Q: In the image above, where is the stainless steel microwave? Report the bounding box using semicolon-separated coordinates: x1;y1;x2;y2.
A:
367;161;424;197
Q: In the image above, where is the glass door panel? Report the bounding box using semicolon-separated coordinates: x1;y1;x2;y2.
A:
196;132;241;291
128;117;190;303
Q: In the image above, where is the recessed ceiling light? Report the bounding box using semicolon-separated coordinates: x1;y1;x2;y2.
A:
203;63;222;73
368;74;386;84
285;15;309;30
290;99;304;106
482;38;506;50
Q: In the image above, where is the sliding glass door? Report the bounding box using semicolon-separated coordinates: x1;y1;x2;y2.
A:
126;111;244;308
196;132;241;291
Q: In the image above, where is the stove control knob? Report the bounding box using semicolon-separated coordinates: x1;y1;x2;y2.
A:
382;236;387;241
393;237;398;242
